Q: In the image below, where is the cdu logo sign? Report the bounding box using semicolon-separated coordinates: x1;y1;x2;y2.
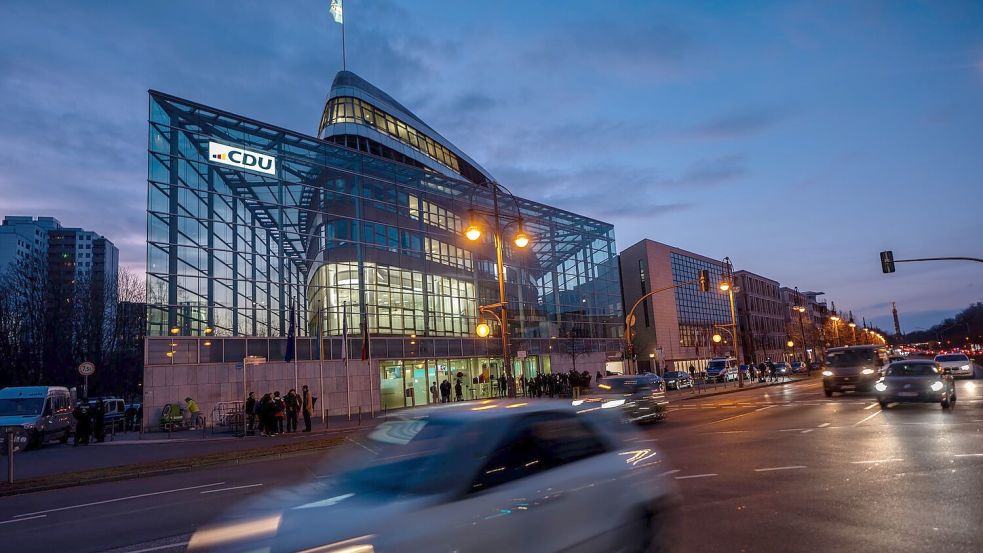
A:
208;141;276;176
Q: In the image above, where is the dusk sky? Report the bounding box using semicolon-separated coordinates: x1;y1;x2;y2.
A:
1;1;981;332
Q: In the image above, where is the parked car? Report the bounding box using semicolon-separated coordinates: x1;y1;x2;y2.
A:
583;374;669;423
663;371;693;390
790;361;807;374
772;362;790;377
188;401;679;553
933;353;974;378
0;386;73;451
88;397;126;430
706;358;739;382
875;360;956;410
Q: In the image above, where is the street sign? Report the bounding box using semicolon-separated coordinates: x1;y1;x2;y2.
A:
516;350;527;359
78;362;95;376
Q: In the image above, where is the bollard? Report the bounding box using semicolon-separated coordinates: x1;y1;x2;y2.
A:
358;406;362;425
6;430;14;484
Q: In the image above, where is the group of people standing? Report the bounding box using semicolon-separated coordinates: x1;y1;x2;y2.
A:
72;399;106;446
427;369;599;403
243;385;316;436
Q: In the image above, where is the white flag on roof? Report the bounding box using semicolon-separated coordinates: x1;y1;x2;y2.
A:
330;0;343;24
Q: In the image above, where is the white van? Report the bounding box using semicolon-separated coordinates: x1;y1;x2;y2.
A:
706;358;739;382
0;386;74;450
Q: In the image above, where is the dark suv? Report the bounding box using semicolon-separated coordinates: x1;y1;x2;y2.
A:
822;346;888;396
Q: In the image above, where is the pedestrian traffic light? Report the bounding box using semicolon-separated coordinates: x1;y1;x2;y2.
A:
698;269;710;292
880;250;895;273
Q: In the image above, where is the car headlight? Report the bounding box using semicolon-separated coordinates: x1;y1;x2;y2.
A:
874;381;887;392
21;423;35;430
822;370;833;377
930;381;944;392
861;368;875;375
960;364;970;370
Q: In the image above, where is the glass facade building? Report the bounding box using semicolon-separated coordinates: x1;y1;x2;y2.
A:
146;72;623;407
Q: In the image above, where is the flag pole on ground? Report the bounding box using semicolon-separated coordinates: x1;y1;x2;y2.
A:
343;301;351;420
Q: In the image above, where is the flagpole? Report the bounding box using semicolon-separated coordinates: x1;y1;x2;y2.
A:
318;307;325;427
293;305;299;391
344;301;351;421
367;317;374;418
341;12;347;71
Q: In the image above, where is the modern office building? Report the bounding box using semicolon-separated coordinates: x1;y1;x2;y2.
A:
0;216;59;274
734;270;786;363
144;71;623;422
619;239;734;373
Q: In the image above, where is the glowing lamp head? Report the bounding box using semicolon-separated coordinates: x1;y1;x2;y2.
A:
712;334;723;343
849;322;856;328
719;281;730;292
465;224;482;241
169;326;180;335
476;321;491;338
513;231;530;248
787;340;795;347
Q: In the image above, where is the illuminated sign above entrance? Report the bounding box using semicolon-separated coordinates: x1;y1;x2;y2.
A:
208;141;276;176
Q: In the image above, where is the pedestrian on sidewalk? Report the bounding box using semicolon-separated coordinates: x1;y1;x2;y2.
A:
73;401;92;446
92;399;106;442
185;397;202;430
430;382;438;404
455;379;463;401
301;385;314;432
440;379;451;403
273;392;285;434
245;392;256;435
285;389;300;433
259;393;275;436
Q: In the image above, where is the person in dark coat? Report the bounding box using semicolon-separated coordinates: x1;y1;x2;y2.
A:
245;392;256;435
301;385;314;432
285;389;300;433
92;400;106;443
273;392;285;434
454;379;464;401
259;393;274;436
72;401;92;446
440;380;451;403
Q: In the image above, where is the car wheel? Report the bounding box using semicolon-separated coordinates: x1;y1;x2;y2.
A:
59;429;70;444
824;389;833;398
625;502;677;553
878;401;888;409
941;397;951;410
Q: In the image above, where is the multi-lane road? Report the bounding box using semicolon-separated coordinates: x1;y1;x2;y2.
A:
1;376;980;552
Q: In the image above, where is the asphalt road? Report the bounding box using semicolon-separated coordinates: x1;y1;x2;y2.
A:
1;376;980;553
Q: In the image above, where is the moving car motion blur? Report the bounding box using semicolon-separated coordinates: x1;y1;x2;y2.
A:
189;401;678;553
579;374;670;423
875;360;957;410
822;345;889;396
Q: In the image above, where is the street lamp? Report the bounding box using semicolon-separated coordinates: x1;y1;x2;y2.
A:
720;257;744;387
792;287;809;372
464;182;531;397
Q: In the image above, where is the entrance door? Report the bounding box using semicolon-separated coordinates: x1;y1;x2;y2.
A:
402;366;416;407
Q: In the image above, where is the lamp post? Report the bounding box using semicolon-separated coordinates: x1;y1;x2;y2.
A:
830;313;841;347
719;257;744;387
848;314;857;344
465;181;530;398
792;287;809;374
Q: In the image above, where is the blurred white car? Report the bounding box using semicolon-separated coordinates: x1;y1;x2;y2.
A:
934;353;974;378
189;401;678;553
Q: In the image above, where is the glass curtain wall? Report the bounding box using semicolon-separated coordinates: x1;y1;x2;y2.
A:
146;91;622;356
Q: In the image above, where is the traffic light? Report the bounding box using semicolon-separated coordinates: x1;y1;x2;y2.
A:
880;250;895;273
698;269;710;292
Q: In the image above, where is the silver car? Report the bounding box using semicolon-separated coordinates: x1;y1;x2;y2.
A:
934;353;974;378
189;401;679;553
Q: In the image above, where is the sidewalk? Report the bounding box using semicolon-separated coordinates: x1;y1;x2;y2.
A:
1;414;371;486
666;373;815;401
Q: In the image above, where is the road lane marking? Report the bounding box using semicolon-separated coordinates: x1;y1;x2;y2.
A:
12;482;226;518
851;458;903;464
853;411;882;426
754;465;807;472
818;423;831;428
954;453;983;458
704;409;763;425
779;428;806;432
123;543;189;553
659;469;681;477
200;483;263;494
675;473;718;480
800;429;814;434
864;403;879;410
0;515;46;525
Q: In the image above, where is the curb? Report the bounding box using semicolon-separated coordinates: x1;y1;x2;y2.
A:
0;434;353;497
674;378;813;401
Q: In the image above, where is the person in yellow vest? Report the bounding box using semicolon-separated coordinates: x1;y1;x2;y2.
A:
185;397;202;430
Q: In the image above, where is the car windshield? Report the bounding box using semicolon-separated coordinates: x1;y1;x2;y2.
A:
333;418;483;497
827;349;877;367
707;360;726;369
0;398;44;417
664;372;685;378
886;364;938;377
935;355;969;362
598;378;653;393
